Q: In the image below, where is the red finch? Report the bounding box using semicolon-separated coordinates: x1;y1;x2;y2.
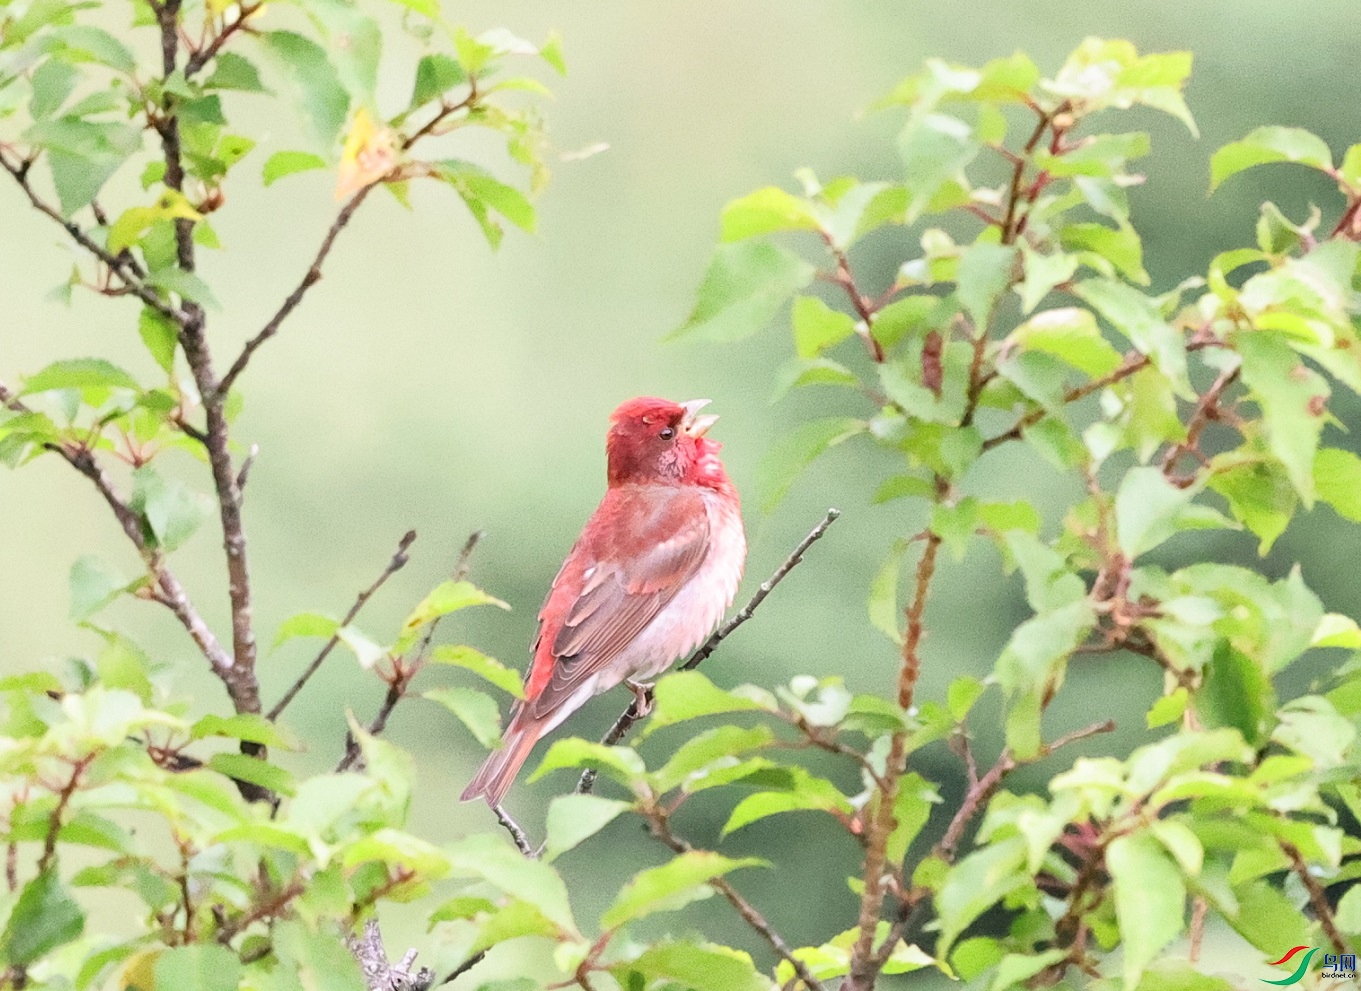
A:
461;397;746;806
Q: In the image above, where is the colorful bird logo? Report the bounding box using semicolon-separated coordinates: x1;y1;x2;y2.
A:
1261;946;1317;986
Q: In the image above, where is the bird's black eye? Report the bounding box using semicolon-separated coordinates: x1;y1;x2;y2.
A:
659;427;675;440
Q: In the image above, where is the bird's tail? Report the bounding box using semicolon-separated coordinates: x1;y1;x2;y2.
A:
460;707;543;806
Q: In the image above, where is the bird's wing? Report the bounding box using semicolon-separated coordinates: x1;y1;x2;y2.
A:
525;486;711;718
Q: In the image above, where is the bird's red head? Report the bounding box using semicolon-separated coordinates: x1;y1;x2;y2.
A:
606;397;729;489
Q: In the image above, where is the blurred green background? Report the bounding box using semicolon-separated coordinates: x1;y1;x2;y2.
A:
4;0;1361;982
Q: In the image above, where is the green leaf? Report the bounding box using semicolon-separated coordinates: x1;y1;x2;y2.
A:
262;150;327;186
936;836;1028;956
899;113;979;221
791;295;856;359
956;243;1016;327
69;555;128;622
1107;832;1186;989
722;773;852;835
191;713;300;750
601;852;764;930
273;611;340;647
23;357;139;396
1210;126;1334;191
447;833;576;931
720;187;820;241
542;794;631;862
435;160;536;235
530;738;646;788
1146;688;1189;729
205;51;267;92
24;118;141;215
131;466;212;550
410;53;466;108
300;0;381;106
1062;222;1148;285
651;724;776;792
138;307;179;372
424;686;502;749
995;600;1095;758
1195;642;1274;748
869;542;906;644
645;671;767;734
2;869;84;965
154;944;243;991
260;31;350;147
885;772;939;864
1209;457;1296;554
757;417;863;511
770;356;859;400
1239;332;1328;502
273;920;367;991
1075;278;1188;393
670;241;815;342
619;941;770;991
146;268;220;310
399;579;509;648
1313;447;1361;522
208;752;297;796
46;24;135;73
1011;307;1123;378
1016;244;1078;314
1115;467;1230;559
28;58;77;119
430;645;523;697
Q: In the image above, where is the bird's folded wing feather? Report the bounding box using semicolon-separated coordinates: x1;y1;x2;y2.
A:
527;487;711;717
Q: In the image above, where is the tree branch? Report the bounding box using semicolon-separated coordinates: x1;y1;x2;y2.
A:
0;382;236;681
0;148;183;323
218;186;375;395
494;804;533;856
268;530;417;721
643;807;826;991
575;508;842;794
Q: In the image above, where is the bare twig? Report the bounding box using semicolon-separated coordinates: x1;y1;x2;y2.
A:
268;530;417;721
1160;364;1240;479
575;508;842;795
438;952;488;987
494;804;533;856
183;3;261;76
218;187;375;394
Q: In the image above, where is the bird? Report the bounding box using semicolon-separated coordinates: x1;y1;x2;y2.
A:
461;397;746;806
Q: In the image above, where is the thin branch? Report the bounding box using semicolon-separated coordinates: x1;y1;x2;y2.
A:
982;338;1218;453
1281;840;1350;954
438;952;488;987
936;720;1115;860
0;148;183;323
0;382;235;678
1160;364;1240;479
494;804;533;857
218;186;374;394
183;3;261;76
644;809;826;991
684;508;842;671
267;530;417;721
575;509;842;794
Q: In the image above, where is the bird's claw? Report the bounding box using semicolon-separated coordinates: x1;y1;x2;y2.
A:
625;679;654;716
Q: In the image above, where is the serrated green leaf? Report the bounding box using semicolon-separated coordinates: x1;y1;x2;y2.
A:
260;31;349;147
1239;332;1328;503
720;187;820;241
130;466;212;551
424;686;502;749
601;852;764;929
1210;126;1334;191
262;150;327;186
791;295;856;359
543;794;631;862
670;241;815;343
154;944;242;991
2;869;84;965
208;752;296;796
758;417;863;511
430;645;523;697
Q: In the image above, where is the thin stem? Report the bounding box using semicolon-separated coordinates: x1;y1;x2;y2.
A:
267;530;417;721
493;804;533;857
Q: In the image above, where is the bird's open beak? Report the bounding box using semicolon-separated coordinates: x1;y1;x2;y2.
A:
680;398;719;438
